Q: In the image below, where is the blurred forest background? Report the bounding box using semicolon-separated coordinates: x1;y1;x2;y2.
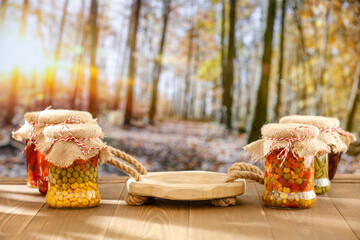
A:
0;0;360;177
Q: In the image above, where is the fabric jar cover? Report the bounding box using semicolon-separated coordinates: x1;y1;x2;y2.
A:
327;117;356;149
279;115;348;153
244;123;330;161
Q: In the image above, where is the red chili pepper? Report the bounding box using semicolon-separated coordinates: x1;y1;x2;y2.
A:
291;183;299;192
279;177;292;187
303;171;311;180
299;181;309;191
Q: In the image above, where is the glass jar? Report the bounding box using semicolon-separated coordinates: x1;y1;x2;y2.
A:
37;153;48;194
25;140;38;188
46;156;100;208
314;154;331;194
262;150;317;209
328;152;342;181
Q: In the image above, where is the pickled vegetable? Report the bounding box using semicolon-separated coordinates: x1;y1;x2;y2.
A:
328;152;341;181
314;154;331;194
46;157;100;208
25;141;38;188
37;153;48;194
262;150;317;209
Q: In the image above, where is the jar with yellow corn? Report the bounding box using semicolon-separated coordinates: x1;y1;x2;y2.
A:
46;157;100;208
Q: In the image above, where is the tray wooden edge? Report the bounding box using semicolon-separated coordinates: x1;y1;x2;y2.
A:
126;171;246;201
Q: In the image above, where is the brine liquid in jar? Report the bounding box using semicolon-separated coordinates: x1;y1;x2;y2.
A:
328;152;342;181
262;150;317;209
46;156;100;208
25;140;38;188
314;154;331;194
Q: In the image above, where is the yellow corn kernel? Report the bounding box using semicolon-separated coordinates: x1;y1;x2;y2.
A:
71;182;79;189
88;182;94;187
295;195;300;201
58;195;64;201
81;193;86;199
284;168;290;173
282;199;287;204
89;200;95;207
280;193;288;200
62;191;68;196
74;188;81;193
74;193;81;198
87;187;92;191
290;171;295;176
283;187;290;193
270;195;274;201
56;201;63;208
67;193;74;198
55;184;60;189
79;183;85;189
63;200;71;208
292;174;298;179
71;201;79;208
70;198;77;202
49;199;56;207
82;199;89;206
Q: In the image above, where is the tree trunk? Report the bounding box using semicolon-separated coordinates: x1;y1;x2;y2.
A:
274;0;286;121
46;0;68;107
6;0;27;125
182;23;194;119
222;0;236;130
345;53;360;131
70;0;86;109
247;0;277;143
124;0;142;125
87;0;99;116
219;0;226;124
148;0;171;124
0;0;7;24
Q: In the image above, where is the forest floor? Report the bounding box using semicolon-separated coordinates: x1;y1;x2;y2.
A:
1;120;360;177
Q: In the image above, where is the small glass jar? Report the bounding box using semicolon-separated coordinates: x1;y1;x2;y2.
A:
25;140;39;188
314;154;331;194
262;150;317;209
328;152;342;181
46;156;100;208
37;153;48;194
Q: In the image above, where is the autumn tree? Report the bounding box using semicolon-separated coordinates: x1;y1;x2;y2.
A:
148;0;171;124
247;0;277;143
124;0;142;125
88;0;99;116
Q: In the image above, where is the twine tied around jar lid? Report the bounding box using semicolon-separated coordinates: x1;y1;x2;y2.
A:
244;123;330;162
279;115;348;153
327;117;356;148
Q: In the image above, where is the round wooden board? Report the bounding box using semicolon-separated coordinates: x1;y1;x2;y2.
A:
126;171;246;201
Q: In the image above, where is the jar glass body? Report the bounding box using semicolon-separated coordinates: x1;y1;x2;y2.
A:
328;152;342;181
25;140;38;188
37;153;48;194
314;154;331;194
262;151;317;209
46;156;100;208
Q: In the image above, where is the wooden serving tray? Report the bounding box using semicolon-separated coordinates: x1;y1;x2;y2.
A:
126;171;246;201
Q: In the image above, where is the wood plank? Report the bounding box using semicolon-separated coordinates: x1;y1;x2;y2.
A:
327;183;360;239
0;185;45;239
189;181;273;240
104;187;189;240
17;182;125;240
254;184;358;240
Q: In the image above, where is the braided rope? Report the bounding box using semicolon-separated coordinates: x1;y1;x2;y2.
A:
125;193;148;206
108;146;147;175
106;157;142;181
211;197;236;207
225;162;264;184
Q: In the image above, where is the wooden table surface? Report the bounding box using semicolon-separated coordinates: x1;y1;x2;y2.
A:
0;174;359;240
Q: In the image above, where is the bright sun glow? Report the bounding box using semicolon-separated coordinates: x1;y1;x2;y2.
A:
0;31;49;74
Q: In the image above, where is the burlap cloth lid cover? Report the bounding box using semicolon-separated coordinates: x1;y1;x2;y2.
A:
12;111;42;141
244;123;330;161
279;115;347;153
328;117;356;148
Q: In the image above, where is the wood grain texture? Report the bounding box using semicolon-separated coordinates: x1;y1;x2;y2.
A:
104;187;189;240
327;183;360;239
189;182;273;240
127;171;245;200
0;185;45;239
16;182;125;240
255;184;358;240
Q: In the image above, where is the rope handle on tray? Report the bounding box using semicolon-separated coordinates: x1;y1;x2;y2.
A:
107;146;147;175
225;162;264;184
212;162;265;207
